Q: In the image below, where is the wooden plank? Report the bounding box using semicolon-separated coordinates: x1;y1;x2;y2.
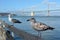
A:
0;20;41;40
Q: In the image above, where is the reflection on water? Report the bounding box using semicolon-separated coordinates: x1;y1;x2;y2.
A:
0;16;60;40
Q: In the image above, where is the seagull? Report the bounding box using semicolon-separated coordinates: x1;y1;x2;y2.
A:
27;18;55;38
8;14;22;26
8;14;22;37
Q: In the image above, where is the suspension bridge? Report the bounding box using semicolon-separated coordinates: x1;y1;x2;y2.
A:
2;0;60;16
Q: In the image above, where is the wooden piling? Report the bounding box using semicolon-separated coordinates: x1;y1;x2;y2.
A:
0;26;6;40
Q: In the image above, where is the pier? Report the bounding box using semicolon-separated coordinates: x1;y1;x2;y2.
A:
0;20;41;40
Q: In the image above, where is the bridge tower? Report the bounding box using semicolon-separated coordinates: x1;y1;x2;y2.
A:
30;6;35;16
48;2;50;16
31;11;35;16
44;0;56;16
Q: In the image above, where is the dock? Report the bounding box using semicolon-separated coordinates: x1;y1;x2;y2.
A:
0;20;41;40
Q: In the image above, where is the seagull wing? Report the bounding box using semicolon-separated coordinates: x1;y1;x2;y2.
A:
12;19;21;23
39;22;54;30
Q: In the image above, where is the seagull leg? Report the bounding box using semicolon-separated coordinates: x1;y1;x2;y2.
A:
38;31;42;40
13;23;14;26
11;23;14;26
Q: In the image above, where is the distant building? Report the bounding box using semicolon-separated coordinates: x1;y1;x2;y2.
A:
0;13;16;17
0;13;10;16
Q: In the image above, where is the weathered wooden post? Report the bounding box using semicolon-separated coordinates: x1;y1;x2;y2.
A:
0;20;14;40
0;20;6;40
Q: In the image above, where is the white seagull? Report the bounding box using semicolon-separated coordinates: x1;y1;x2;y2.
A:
8;14;22;37
8;14;22;26
27;18;55;38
